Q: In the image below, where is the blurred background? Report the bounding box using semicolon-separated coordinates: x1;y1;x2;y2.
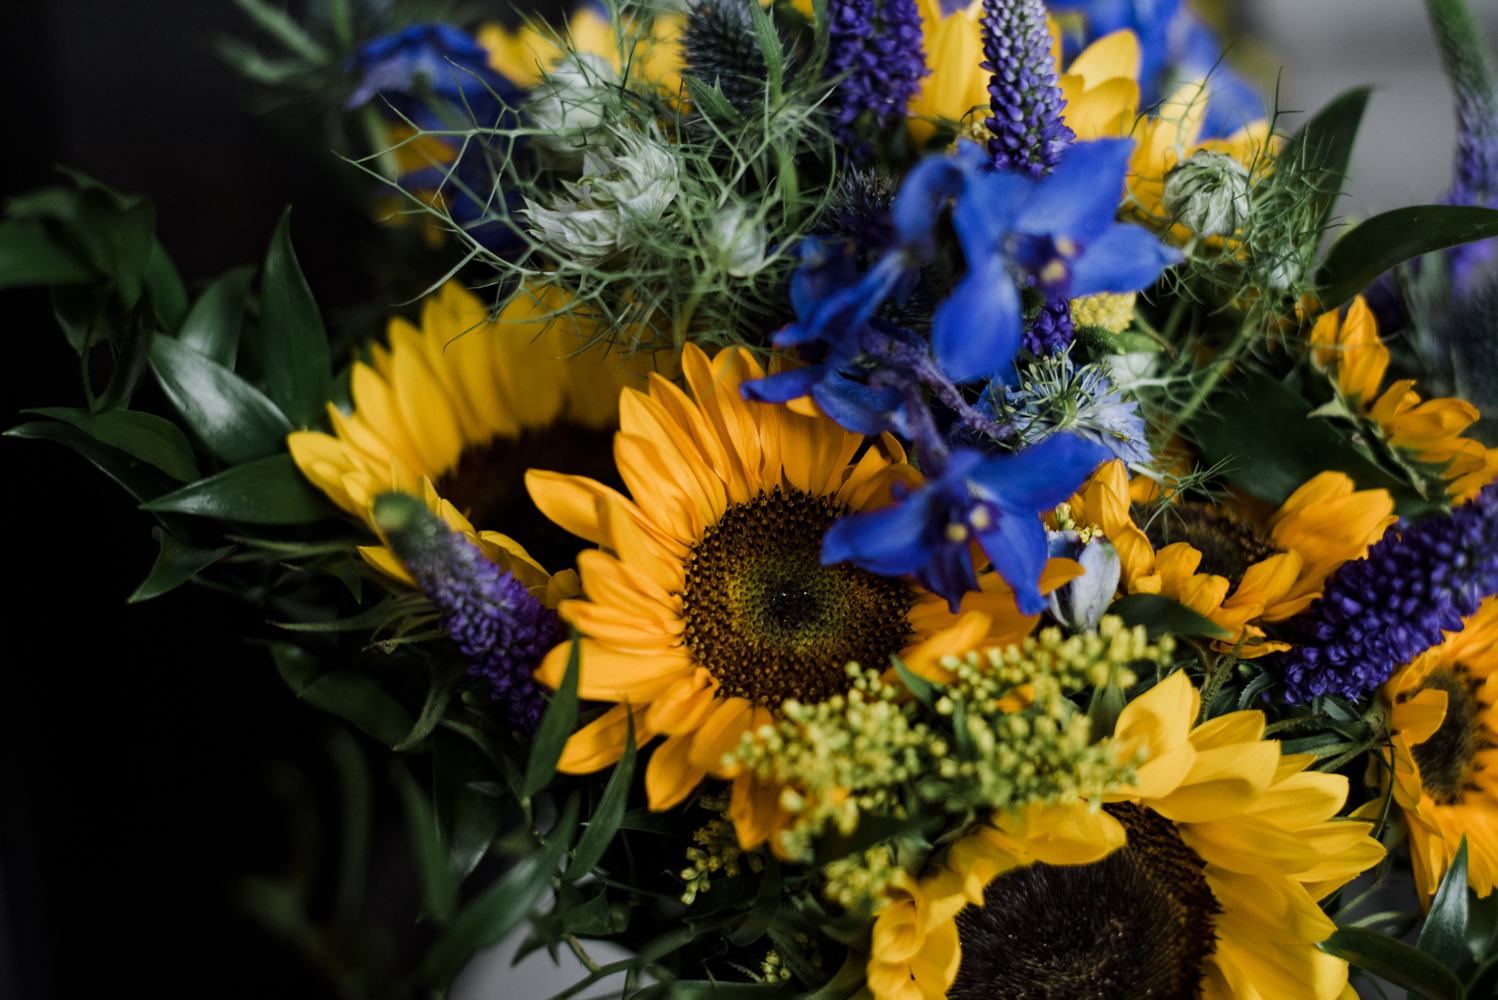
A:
2;1;1496;998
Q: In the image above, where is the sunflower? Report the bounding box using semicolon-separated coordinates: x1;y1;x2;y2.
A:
529;344;1084;813
908;3;1138;147
288;280;674;592
1064;459;1396;656
1383;594;1498;900
477;5;685;92
1311;295;1498;502
870;670;1386;1000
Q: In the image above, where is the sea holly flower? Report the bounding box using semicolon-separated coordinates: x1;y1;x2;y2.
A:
821;432;1112;614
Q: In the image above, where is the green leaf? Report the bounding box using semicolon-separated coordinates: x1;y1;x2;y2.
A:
231;0;332;63
424;792;579;984
813;813;943;868
24;406;198;482
394;669;456;752
525;633;580;799
565;712;636;880
1468;885;1498;959
1107;593;1232;640
1086;682;1127;740
1319;926;1466;1000
747;0;785;96
892;656;938;710
1419;836;1471;967
128;526;235;602
618;808;689;836
5;419;176;502
728;857;781;946
140;453;336;524
0;219;95;287
72;186;155;308
92;301;154;413
299;670;414;746
1317;204;1498;308
145;239;187;333
682;77;745;126
1188;370;1415;509
433;732;507;882
258;208;332;428
50;283;107;354
177;265;255;367
560;890;615;936
1281;87;1371;237
270;641;325;694
396;762;458;924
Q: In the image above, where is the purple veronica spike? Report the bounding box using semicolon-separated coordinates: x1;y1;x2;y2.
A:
374;492;561;733
1278;485;1498;705
980;0;1074;177
825;0;930;160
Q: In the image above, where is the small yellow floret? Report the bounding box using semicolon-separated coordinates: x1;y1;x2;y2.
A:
1069;292;1136;333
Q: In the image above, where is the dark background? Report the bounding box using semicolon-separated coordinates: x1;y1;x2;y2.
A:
0;2;528;997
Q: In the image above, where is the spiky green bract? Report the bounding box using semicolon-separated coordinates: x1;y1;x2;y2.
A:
360;1;841;358
729;617;1170;870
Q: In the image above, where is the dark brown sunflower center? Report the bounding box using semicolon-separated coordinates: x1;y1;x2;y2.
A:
680;487;914;707
1409;667;1482;804
1135;501;1279;586
435;424;622;573
949;803;1220;1000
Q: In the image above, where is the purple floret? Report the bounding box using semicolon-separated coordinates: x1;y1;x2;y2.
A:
376;493;560;733
1278;485;1498;704
980;0;1074;177
825;0;929;160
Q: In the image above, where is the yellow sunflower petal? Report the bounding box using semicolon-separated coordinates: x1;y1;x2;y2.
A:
645;732;709;810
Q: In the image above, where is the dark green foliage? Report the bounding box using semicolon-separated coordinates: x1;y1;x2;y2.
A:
683;0;775;113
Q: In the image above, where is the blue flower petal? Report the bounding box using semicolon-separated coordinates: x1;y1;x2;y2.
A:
931;256;1022;383
813;376;905;435
821;488;938;576
967;433;1112;513
892;154;971;247
741;366;826;403
976;509;1052;616
1014;138;1135;243
1069;223;1182;297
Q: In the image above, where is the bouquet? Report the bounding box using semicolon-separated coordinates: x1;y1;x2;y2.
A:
6;0;1497;997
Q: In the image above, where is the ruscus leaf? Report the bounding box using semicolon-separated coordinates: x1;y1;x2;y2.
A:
564;711;636;880
524;632;580;799
140;453;336;524
24;406;198;482
5;420;177;502
258;208;332;428
128;527;235;602
298;670;414;746
1318;926;1466;1000
0;219;95;287
177;264;255;367
1317;204;1498;307
1107;593;1232;640
1418;835;1470;967
395;762;458;924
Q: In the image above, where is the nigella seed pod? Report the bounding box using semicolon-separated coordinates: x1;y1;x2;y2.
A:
1161;150;1252;238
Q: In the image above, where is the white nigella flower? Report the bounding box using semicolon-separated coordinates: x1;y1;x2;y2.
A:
1161;149;1251;239
524;126;681;262
526;53;618;154
707;203;768;277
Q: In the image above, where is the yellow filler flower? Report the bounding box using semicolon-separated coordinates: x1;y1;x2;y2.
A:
869;670;1385;1000
289;281;674;591
527;344;1083;813
909;4;1138;146
1384;595;1498;901
1064;459;1396;656
1311;295;1498;502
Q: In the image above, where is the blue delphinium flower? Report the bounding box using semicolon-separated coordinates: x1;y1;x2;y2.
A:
374;492;560;733
348;23;513;116
999;351;1153;464
825;0;930;159
903;137;1181;382
980;0;1074;177
348;24;525;252
822;433;1112;614
1278;485;1498;705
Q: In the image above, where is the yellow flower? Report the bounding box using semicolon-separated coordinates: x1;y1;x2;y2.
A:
1311;295;1498;502
288;281;673;592
477;7;685;91
527;344;1081;814
1126;79;1276;239
908;4;1137;147
1065;460;1396;656
869;670;1385;1000
1383;595;1498;901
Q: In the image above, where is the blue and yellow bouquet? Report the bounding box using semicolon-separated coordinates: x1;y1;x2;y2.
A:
6;0;1498;997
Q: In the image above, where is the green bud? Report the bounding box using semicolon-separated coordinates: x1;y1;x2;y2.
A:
1162;150;1251;238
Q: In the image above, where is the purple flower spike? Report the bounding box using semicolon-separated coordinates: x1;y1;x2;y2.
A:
1278;485;1498;705
980;0;1074;177
374;492;561;734
825;0;930;160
